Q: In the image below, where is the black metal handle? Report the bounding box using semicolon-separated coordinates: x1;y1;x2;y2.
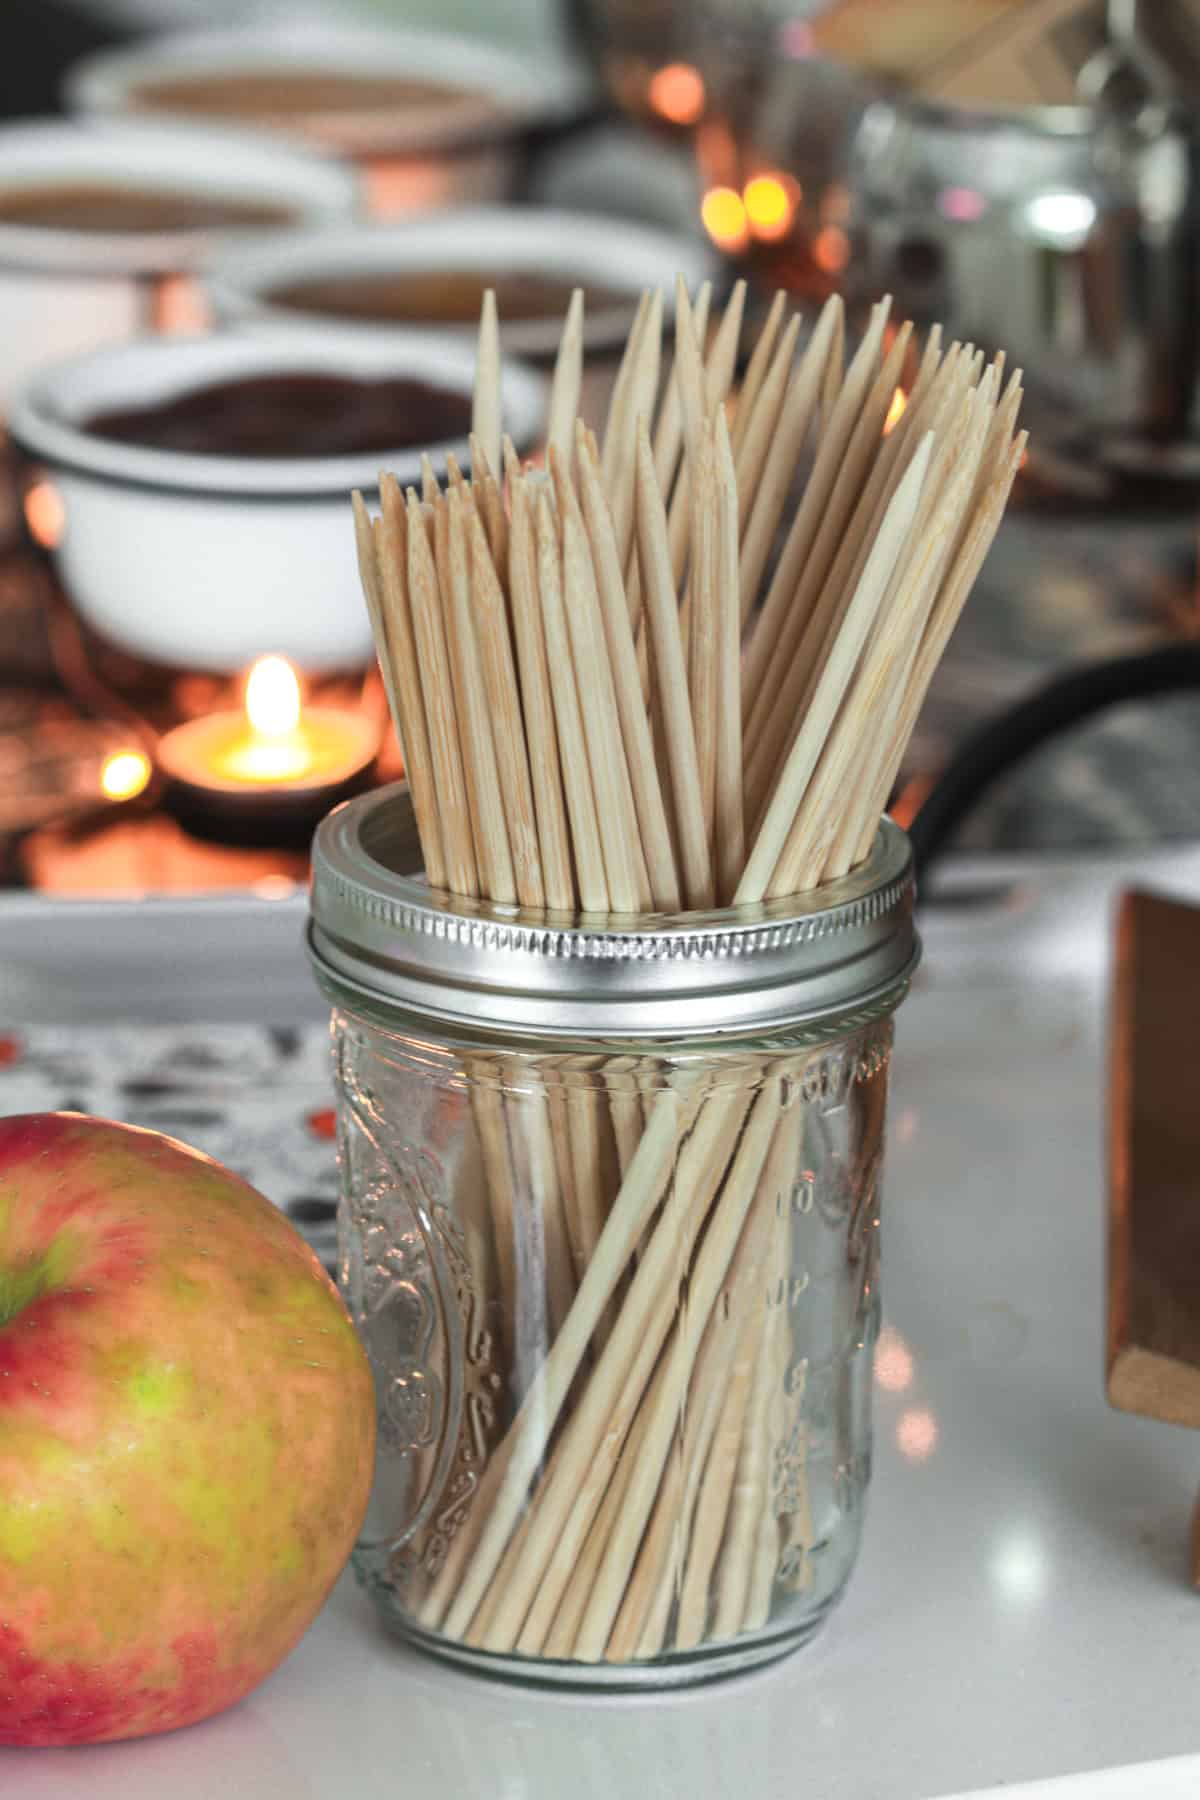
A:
909;643;1200;884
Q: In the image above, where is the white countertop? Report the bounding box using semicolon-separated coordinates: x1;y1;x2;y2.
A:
7;843;1200;1797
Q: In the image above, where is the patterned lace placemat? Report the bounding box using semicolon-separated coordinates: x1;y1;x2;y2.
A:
0;1022;340;1269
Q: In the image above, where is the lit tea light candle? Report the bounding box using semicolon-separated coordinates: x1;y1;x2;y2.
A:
156;655;378;845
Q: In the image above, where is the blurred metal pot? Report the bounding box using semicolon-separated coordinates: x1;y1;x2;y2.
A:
850;67;1200;489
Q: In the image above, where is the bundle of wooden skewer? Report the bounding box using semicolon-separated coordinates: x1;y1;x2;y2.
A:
353;278;1025;916
349;280;1025;1665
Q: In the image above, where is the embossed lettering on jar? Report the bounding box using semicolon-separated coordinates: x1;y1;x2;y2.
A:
308;786;919;1688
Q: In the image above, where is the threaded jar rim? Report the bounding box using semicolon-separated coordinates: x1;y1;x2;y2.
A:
307;784;920;1041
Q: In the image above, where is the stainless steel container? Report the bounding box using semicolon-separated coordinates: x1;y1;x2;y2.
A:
308;785;919;1687
851;75;1200;486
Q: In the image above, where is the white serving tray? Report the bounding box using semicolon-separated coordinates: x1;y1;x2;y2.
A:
5;842;1200;1798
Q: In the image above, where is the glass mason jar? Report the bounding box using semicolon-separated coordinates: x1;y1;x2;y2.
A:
308;785;919;1689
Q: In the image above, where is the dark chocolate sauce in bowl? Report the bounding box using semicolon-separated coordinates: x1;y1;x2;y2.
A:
268;269;628;328
0;184;297;234
83;371;473;459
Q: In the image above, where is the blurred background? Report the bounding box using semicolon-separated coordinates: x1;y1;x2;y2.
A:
4;0;1200;899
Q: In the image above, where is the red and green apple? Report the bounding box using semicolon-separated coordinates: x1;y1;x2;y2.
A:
0;1112;375;1747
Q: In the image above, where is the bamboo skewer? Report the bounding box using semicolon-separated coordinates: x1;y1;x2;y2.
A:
432;490;483;872
468;1055;521;1374
601;289;651;491
603;1057;647;1180
737;294;843;626
704;280;747;423
473;287;502;484
688;421;719;847
743;344;984;832
534;488;609;913
722;1299;784;1638
741;298;895;727
469;435;509;585
517;1059;578;1341
666;279;747;606
603;289;663;575
505;448;575;909
730;288;787;457
713;410;744;905
609;1423;684;1659
608;1152;777;1660
840;428;1027;872
355;487;446;890
741;316;912;739
437;1085;695;1642
715;1109;799;1638
403;488;477;896
650;281;712;504
778;332;958;704
461;496;543;906
505;1084;750;1658
734;312;802;562
675;1319;756;1648
575;425;680;911
570;1081;781;1659
636;421;714;909
672;276;709;463
624;281;713;682
564;1063;623;1349
735;435;933;906
422;1086;688;1633
772;385;996;896
554;458;648;911
819;297;846;436
445;490;516;903
547;287;584;464
351;491;400;741
542;1388;655;1659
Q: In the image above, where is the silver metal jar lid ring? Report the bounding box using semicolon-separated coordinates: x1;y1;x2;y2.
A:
307;785;920;1041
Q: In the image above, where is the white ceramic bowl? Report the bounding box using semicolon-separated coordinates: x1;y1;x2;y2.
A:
8;328;547;675
65;24;592;213
0;118;360;412
205;208;719;359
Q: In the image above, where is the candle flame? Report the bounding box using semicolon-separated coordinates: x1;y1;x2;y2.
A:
100;748;151;802
245;656;301;738
883;387;908;436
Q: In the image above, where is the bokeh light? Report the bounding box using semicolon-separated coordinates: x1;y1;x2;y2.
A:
648;62;706;126
812;225;850;275
744;173;799;242
100;749;151;803
896;1408;939;1461
24;481;65;550
702;186;750;254
874;1326;915;1393
883;387;908;435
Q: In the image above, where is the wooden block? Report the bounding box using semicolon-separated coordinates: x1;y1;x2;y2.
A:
810;0;1023;81
1108;889;1200;1430
925;0;1101;107
810;0;1097;101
